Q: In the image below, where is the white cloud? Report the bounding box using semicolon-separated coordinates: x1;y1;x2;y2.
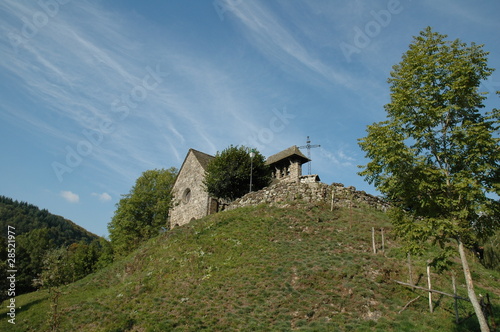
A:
60;190;80;203
92;192;112;202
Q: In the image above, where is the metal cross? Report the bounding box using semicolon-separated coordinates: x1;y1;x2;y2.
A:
299;136;320;175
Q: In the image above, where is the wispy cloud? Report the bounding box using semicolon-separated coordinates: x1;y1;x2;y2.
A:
425;0;500;29
0;0;273;185
223;1;355;89
60;190;79;203
0;0;402;192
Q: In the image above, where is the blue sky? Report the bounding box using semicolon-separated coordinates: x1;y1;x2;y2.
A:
1;0;499;237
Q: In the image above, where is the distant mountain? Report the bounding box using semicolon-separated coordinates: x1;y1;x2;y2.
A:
0;195;98;244
0;195;102;296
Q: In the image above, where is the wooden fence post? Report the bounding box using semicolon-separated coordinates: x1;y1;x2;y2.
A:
349;198;353;230
427;262;433;313
452;273;459;323
381;228;385;252
330;187;335;211
372;227;377;254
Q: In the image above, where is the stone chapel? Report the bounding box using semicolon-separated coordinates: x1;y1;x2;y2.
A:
169;145;319;228
168;149;218;228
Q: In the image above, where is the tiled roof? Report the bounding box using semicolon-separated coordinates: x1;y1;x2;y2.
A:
266;145;310;165
190;149;214;170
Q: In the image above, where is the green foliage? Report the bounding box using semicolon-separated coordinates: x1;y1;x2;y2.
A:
204;145;271;201
483;230;500;271
0;196;101;297
358;28;499;330
16;228;55;293
40;247;72;289
0;245;8;302
358;27;500;258
108;167;178;256
39;239;114;289
92;237;115;270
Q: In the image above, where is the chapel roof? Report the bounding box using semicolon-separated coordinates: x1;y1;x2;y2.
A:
266;145;310;165
189;149;214;170
172;149;214;190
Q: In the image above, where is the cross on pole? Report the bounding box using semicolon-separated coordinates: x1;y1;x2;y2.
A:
299;136;320;175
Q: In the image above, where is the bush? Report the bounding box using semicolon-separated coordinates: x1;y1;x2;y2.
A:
204;145;271;201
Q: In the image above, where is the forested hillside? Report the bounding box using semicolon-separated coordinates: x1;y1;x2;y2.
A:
0;196;98;244
0;195;111;297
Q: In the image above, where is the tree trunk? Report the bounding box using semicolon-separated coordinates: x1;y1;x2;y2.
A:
457;239;490;332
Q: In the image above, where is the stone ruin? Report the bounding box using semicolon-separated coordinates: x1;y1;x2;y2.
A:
226;181;390;212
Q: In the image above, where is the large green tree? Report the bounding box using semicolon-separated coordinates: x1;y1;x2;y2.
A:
108;167;178;255
358;27;499;332
204;146;271;201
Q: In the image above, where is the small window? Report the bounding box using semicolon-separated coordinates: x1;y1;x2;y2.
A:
182;188;191;204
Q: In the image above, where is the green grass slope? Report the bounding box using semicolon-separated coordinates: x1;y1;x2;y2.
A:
2;202;499;331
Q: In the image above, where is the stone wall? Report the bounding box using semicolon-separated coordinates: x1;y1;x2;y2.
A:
169;151;213;227
226;181;389;211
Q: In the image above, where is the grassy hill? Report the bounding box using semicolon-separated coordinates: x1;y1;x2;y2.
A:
1;202;499;331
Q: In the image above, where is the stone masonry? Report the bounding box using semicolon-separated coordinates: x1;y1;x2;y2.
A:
266;145;310;183
226;181;389;212
169;149;218;228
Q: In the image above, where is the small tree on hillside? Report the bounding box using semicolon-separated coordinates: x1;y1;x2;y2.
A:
204;145;271;201
358;27;499;332
108;167;178;256
40;247;72;288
